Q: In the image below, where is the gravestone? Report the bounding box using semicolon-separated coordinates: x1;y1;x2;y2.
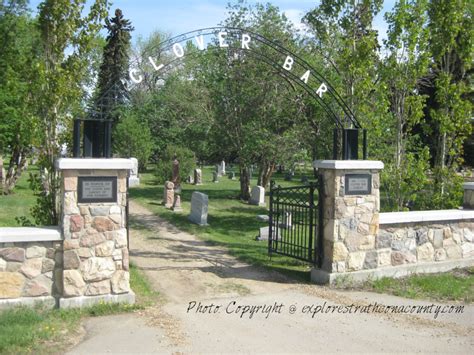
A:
212;171;219;183
228;171;236;180
194;168;202;185
215;164;220;177
172;194;183;212
256;226;281;241
186;175;194;184
163;181;175;208
249;186;266;206
219;160;226;176
171;156;180;190
281;211;292;229
128;158;140;187
189;191;208;226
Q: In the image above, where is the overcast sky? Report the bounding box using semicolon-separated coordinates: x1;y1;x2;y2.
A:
28;0;396;43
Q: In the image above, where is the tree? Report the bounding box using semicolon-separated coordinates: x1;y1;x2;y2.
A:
381;0;432;210
29;0;108;225
0;0;38;194
421;0;473;207
113;110;153;172
303;0;389;160
194;2;303;199
94;8;133;123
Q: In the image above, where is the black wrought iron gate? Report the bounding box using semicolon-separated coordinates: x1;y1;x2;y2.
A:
268;179;323;267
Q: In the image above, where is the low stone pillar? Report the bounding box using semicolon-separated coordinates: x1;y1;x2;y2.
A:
55;158;135;308
463;183;474;209
311;160;384;284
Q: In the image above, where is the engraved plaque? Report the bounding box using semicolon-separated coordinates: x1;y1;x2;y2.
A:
345;174;371;195
78;176;117;203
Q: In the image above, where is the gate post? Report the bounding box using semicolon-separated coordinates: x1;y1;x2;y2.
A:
55;158;135;307
312;160;383;284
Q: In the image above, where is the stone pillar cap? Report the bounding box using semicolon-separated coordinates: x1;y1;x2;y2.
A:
463;182;474;190
313;160;384;170
55;158;133;170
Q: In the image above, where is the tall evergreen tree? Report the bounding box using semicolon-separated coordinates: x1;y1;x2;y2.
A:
94;8;133;123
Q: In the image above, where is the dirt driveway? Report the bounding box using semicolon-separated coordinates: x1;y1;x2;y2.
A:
68;200;473;354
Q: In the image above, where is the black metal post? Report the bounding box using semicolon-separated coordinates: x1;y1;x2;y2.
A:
363;129;368;160
342;129;359;160
83;120;93;157
104;120;112;158
317;174;324;268
268;181;274;258
333;129;338;160
73;119;81;158
308;184;315;263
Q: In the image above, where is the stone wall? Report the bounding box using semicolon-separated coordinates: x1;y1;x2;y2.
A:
0;240;61;301
318;164;381;274
312;160;474;285
377;220;474;267
60;168;130;300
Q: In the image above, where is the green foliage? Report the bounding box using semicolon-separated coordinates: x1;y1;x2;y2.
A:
155;146;196;184
0;1;39;193
29;0;108;224
94;8;134;123
369;268;473;303
113;111;154;172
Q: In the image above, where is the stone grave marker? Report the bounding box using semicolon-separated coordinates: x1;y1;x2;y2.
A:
163;181;175;208
128;157;140;187
228;171;236;180
186;175;194;184
194;168;202;185
256;226;281;241
189;191;208;225
219;160;226;176
172;194;183;212
249;186;266;206
281;211;292;229
212;171;219;183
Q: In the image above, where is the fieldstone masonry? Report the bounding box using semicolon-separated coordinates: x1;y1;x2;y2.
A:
0;241;60;301
56;158;134;307
312;160;474;285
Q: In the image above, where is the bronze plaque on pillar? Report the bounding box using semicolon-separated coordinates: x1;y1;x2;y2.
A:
345;174;372;195
78;176;117;203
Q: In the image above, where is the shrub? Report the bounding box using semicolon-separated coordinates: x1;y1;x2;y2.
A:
155;146;196;184
113;112;154;172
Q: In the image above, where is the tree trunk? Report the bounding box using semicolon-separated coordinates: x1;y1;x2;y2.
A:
239;165;250;201
0;155;4;193
257;161;276;189
3;148;28;195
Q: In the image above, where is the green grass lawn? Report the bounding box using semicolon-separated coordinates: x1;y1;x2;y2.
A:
0;264;158;354
130;165;317;281
367;268;474;303
0;166;37;227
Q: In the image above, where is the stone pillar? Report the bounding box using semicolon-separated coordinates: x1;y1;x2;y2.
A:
55;158;135;308
463;183;474;209
311;160;384;284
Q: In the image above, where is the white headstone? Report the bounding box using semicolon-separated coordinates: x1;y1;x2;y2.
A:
220;160;226;175
281;211;292;229
256;226;281;241
249;186;266;206
128;157;140;187
188;191;208;226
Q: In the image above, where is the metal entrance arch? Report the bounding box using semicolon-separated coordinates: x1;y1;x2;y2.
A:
73;26;367;160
